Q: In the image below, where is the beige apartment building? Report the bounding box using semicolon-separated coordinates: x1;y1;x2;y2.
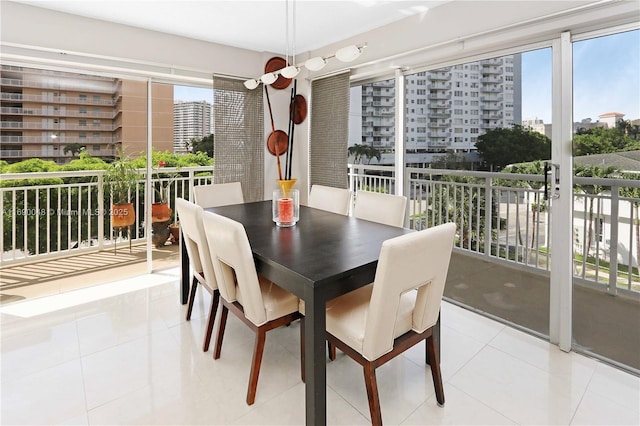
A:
0;65;173;163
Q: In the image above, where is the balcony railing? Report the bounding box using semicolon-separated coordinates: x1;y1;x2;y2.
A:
0;121;115;131
2;165;637;296
0;166;214;263
0;136;115;144
0;92;116;106
347;164;639;296
0;106;116;119
0;149;115;158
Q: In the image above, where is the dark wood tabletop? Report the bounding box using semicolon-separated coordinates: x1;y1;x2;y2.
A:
182;200;419;425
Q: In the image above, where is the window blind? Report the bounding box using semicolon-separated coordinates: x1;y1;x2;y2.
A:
213;77;264;202
309;71;350;189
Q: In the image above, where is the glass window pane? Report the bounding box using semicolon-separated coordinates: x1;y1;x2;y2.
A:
572;29;640;371
403;50;553;339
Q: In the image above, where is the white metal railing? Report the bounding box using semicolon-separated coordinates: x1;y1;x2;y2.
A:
348;164;640;296
0;149;116;158
2;164;637;294
0;166;214;263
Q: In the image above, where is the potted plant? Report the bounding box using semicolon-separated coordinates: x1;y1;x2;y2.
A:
151;161;176;222
103;147;141;228
151;161;180;247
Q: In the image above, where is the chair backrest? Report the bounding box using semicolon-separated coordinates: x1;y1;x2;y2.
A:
193;182;244;208
308;184;352;215
175;198;217;291
353;190;407;227
201;211;268;326
362;222;456;360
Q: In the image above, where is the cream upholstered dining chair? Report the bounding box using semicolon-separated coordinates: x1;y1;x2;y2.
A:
175;198;219;352
353;190;407;227
201;211;303;405
324;222;456;425
307;184;352;215
192;181;244;208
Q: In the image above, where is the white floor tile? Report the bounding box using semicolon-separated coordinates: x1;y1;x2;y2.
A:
489;326;598;388
80;328;196;410
1;319;80;381
449;345;586;425
0;359;87;425
440;302;505;344
586;362;640;414
401;384;517;425
571;390;640;425
88;372;252;425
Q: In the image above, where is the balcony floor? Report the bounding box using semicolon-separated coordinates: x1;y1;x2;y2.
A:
1;270;638;425
0;242;179;304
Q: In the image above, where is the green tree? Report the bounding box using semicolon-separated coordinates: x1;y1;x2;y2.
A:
475;124;551;171
500;161;547;256
190;134;214;157
63;143;84;157
573;126;640;156
61;150;109;174
616;119;640;141
348;144;382;164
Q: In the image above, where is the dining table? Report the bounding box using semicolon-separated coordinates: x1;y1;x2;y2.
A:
179;200;440;425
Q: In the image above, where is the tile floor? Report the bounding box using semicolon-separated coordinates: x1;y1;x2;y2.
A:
1;268;638;425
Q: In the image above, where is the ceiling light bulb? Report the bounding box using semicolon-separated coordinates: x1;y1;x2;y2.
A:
260;72;278;85
335;45;363;62
305;57;327;71
243;79;260;90
280;65;300;78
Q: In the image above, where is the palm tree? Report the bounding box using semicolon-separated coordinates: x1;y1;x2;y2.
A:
619;172;640;272
63;143;84;157
348;144;382;164
574;164;618;265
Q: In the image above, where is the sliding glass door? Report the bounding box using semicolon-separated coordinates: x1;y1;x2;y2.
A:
571;29;640;371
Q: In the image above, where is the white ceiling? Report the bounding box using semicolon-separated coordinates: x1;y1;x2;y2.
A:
11;0;452;54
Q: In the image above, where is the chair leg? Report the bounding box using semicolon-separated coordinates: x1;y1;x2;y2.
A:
426;335;445;406
202;290;219;352
185;276;198;321
363;363;383;426
300;318;305;382
213;305;228;360
246;329;267;405
328;342;337;361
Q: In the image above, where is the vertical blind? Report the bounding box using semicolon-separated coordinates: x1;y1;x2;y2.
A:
309;71;350;188
213;76;264;202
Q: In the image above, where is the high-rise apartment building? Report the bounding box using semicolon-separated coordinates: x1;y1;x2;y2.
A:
173;100;213;153
0;65;174;163
354;54;522;165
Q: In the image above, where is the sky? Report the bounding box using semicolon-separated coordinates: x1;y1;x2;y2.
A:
521;29;639;124
174;30;639;125
173;85;213;102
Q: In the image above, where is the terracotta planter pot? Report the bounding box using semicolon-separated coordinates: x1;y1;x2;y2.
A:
111;203;135;227
169;223;180;243
151;203;172;222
